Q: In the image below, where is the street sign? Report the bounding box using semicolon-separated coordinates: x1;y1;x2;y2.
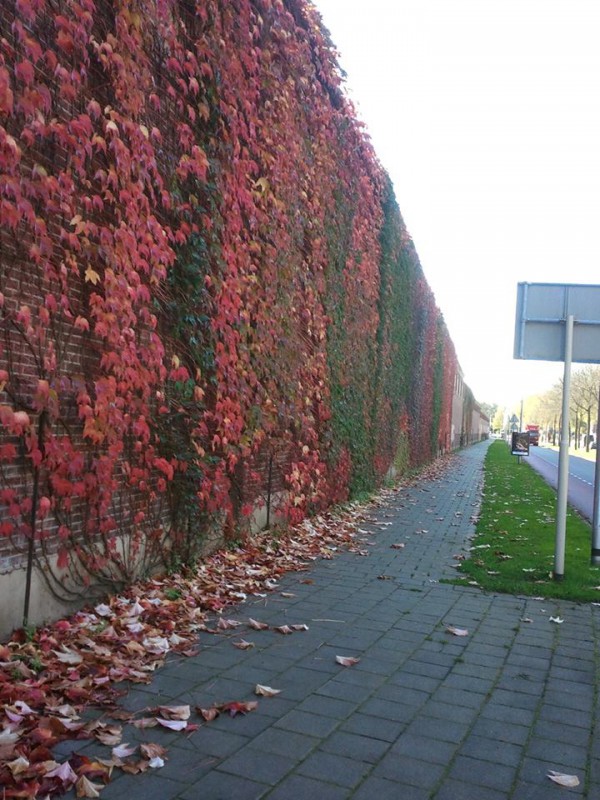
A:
514;282;600;363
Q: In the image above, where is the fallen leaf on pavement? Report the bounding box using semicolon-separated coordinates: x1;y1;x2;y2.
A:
142;636;170;655
140;743;167;760
112;743;137;759
52;647;84;665
218;701;258;717
0;728;22;746
7;755;30;777
46;759;78;785
154;705;190;720
217;618;242;630
76;775;104;798
255;685;281;697
547;771;580;787
248;618;269;630
95;726;123;746
446;626;469;637
335;655;360;667
233;639;255;650
120;758;150;775
131;718;159;729
156;718;187;731
196;706;220;722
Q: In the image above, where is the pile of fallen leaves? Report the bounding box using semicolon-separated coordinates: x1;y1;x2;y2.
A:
0;499;383;798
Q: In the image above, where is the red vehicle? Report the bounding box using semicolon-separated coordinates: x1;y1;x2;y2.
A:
526;424;540;446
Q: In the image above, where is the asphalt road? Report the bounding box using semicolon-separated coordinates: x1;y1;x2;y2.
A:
527;445;597;521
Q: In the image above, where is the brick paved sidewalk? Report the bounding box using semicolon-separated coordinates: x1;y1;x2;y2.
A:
60;441;600;799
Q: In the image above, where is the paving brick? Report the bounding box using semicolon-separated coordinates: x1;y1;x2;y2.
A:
405;714;470;744
249;728;318;760
433;779;508;800
387;670;442;693
265;774;349;800
341;712;406;742
179;771;269;800
331;666;387;689
374;752;445;788
296;750;371;788
214;746;295;785
448;754;517;792
351;657;400;677
400;658;451;680
251;697;297;719
269;666;329;699
390;733;457;764
295;693;358;719
273;709;340;738
100;774;187;800
421;698;480;725
532;719;590;747
441;672;495;694
353;776;430;800
191;647;249;670
495;674;545;696
433;686;489;709
470;716;531;746
489;688;540;710
459;734;522;767
178;728;250;758
191;677;259;705
321;729;390;763
480;702;536;727
537;703;593;730
359;696;420;722
314;677;374;703
525;737;588;770
206;709;274;738
543;690;591;712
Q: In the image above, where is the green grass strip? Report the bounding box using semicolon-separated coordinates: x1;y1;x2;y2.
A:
453;440;600;602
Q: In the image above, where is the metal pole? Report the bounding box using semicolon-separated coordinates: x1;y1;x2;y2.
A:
591;382;600;565
519;398;523;431
554;314;574;581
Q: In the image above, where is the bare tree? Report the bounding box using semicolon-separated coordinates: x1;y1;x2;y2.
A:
571;366;600;451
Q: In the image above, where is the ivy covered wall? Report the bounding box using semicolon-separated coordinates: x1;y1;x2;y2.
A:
0;0;460;599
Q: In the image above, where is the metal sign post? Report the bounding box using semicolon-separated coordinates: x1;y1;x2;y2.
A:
554;315;573;580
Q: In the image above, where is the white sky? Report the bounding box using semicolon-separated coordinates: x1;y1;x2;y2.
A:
312;0;600;410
